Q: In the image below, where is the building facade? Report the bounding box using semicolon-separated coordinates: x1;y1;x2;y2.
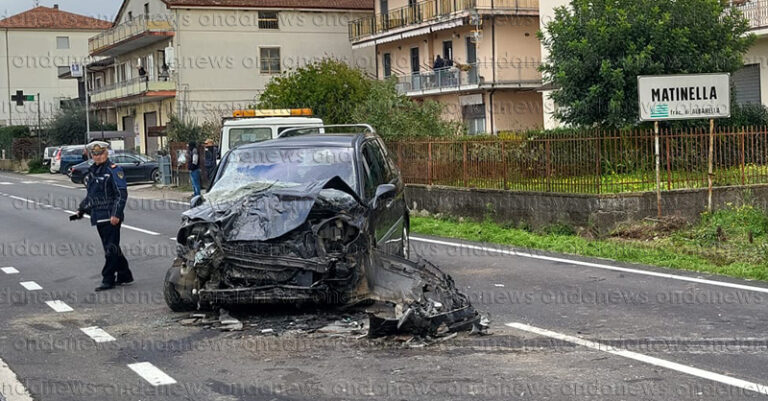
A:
88;0;374;155
735;1;768;106
0;5;110;127
349;0;545;135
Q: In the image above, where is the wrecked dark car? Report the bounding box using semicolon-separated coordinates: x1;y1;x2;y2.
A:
164;130;484;337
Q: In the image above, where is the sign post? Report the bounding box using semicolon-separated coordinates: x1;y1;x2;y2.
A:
638;73;730;217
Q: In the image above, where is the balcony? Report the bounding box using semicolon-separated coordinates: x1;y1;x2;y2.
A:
349;0;539;42
392;61;541;95
91;77;176;105
89;15;174;57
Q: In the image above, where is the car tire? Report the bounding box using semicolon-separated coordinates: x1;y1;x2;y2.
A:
401;219;410;260
163;266;196;312
151;168;161;183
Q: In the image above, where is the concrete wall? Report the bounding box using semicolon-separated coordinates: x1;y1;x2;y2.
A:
405;184;768;235
0;28;100;127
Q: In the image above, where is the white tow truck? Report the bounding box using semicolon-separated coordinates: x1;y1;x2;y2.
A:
219;108;324;155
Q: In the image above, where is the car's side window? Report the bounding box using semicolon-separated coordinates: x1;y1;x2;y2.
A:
362;142;387;199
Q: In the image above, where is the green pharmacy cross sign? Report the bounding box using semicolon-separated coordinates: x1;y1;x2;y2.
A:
11;90;35;106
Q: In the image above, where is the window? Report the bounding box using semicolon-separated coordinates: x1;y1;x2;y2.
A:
56;36;70;49
258;11;279;29
733;64;761;105
260;47;281;74
362;142;388;199
383;53;392;78
228;127;272;149
463;104;486;135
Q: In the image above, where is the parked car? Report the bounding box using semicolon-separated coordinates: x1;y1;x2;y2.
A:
69;151;160;184
42;146;58;167
53;145;87;174
163;126;483;337
49;147;62;173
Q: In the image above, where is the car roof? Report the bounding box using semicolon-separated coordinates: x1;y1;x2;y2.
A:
237;133;371;150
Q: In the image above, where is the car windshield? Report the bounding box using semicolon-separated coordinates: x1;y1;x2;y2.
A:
209;146;357;200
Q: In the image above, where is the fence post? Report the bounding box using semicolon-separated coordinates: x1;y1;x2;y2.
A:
595;136;601;194
545;140;551;192
740;127;746;186
462;142;468;187
665;134;671;190
654;122;661;218
427;141;433;186
502;141;508;190
707;119;714;212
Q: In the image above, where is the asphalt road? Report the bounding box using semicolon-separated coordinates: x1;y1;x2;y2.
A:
1;171;768;400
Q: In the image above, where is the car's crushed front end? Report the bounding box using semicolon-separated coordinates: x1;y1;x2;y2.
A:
166;177;485;337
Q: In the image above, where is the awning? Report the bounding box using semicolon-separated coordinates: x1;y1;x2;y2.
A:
352;40;377;49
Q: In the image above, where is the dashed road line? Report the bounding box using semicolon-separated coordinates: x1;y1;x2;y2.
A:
50;183;78;189
80;327;116;343
1;267;19;274
45;300;73;313
20;181;38;184
128;362;177;386
0;182;12;185
506;322;768;396
413;236;768;294
18;281;42;291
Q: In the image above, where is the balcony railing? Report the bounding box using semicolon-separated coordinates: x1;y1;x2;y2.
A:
392;61;541;95
91;77;176;104
89;15;174;55
349;0;539;41
734;0;768;29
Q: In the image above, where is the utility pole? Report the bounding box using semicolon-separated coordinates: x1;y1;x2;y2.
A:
84;66;90;144
37;92;41;156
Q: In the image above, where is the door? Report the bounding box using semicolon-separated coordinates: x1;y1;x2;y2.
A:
361;140;402;254
733;64;760;105
380;0;388;29
113;155;141;182
442;40;453;61
144;112;158;156
410;47;421;90
466;36;478;84
122;116;135;152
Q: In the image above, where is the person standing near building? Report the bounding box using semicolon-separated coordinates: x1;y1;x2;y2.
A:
188;141;201;196
70;141;133;292
203;139;217;184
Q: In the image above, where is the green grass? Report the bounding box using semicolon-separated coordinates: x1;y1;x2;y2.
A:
411;211;768;281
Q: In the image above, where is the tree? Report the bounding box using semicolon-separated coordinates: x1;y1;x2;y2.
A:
47;105;116;145
165;115;207;144
351;79;461;139
258;59;461;138
540;0;755;128
258;59;371;124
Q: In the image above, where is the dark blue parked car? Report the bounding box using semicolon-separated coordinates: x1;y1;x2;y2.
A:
57;145;87;175
69;151;160;185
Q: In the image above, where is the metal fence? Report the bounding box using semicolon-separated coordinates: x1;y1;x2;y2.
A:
386;127;768;194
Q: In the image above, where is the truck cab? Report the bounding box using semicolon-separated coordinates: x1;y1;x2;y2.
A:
219;109;324;155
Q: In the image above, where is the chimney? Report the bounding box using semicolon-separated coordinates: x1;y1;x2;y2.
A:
53;4;59;9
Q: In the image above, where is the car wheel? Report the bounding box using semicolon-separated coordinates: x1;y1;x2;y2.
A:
401;221;410;260
151;168;161;183
163;266;196;312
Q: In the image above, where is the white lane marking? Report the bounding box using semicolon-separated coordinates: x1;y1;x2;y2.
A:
45;300;73;313
412;236;768;294
20;181;38;184
506;322;768;396
121;224;160;236
128;362;177;386
19;281;42;291
493;284;505;287
169;237;176;241
50;183;78;189
1;267;19;274
0;357;34;401
0;182;12;185
80;326;116;343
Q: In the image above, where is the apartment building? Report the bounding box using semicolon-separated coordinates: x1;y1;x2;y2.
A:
349;0;545;134
734;1;768;105
0;5;110;127
87;0;374;155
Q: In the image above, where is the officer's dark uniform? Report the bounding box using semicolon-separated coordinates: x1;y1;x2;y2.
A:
77;145;133;290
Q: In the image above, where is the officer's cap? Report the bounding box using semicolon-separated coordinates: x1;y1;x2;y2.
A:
87;141;110;155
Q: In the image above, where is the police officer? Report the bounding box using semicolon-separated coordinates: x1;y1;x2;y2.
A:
70;141;134;292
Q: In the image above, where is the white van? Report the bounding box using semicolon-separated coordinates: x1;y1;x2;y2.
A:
219;109;324;155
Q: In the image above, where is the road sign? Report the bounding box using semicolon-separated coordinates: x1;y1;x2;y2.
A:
10;90;34;105
637;73;730;121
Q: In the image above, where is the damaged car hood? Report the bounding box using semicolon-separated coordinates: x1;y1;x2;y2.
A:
179;176;364;243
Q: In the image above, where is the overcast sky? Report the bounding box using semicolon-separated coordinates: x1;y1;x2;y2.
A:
0;0;123;22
